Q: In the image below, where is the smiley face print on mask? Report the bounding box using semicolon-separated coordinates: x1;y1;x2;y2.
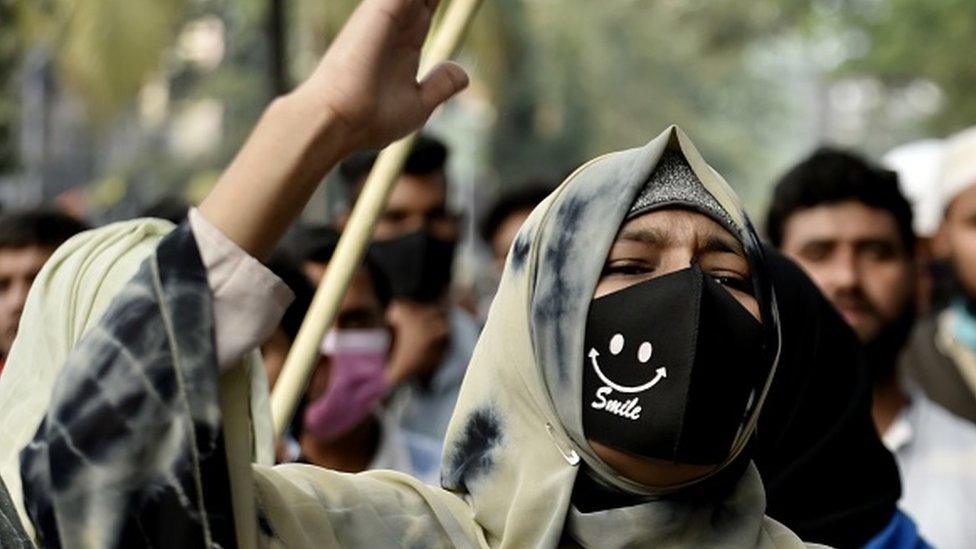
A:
587;333;667;420
582;265;765;465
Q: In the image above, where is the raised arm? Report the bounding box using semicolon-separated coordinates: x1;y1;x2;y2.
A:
198;0;469;261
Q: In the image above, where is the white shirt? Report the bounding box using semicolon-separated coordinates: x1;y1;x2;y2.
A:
882;385;976;549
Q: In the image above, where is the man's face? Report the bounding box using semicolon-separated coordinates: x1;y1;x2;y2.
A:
780;200;915;343
368;173;458;242
0;245;56;355
941;184;976;299
302;265;388;401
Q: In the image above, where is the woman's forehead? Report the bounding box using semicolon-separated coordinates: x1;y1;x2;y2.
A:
614;209;744;257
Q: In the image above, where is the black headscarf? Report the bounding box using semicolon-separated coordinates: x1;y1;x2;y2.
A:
754;248;901;548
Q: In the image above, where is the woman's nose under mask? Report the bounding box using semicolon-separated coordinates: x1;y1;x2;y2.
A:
582;265;764;466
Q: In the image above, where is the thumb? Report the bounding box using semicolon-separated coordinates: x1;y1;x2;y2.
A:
419;61;469;114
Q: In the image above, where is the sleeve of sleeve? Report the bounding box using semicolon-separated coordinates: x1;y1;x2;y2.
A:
188;208;294;371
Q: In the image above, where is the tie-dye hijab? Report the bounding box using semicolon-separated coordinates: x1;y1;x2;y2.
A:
256;125;807;547
3;126;812;547
428;124;806;546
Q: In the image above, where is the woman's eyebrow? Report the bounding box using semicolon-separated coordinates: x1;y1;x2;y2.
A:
617;227;668;245
702;234;745;257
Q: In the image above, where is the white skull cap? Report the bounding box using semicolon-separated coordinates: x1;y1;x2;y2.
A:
938;126;976;218
882;139;945;237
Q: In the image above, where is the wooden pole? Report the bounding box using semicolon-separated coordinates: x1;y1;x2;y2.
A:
270;0;484;439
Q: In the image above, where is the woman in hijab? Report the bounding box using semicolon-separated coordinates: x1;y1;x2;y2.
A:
0;1;899;547
6;129;809;547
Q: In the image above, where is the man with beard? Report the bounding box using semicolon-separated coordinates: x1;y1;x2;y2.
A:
901;126;976;426
766;148;976;549
337;135;480;480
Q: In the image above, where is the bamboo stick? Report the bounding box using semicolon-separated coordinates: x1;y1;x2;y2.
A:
270;0;484;439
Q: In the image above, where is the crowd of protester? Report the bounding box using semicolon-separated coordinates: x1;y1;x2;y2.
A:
1;1;976;546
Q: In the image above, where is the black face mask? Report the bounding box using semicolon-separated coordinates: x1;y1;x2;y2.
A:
368;229;456;302
582;265;765;466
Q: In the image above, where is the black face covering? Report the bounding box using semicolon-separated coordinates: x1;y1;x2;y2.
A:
582;265;764;466
755;249;902;548
367;229;456;302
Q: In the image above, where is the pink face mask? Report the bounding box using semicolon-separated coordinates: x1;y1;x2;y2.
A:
302;328;391;442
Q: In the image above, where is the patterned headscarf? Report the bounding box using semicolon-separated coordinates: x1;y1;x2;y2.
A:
432;123;785;537
255;126;800;547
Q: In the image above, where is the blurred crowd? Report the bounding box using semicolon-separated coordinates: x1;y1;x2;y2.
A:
3;125;976;547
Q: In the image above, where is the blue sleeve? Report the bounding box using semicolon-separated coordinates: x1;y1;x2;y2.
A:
863;509;932;549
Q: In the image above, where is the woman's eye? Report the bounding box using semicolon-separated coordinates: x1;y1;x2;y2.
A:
713;274;753;295
602;263;650;277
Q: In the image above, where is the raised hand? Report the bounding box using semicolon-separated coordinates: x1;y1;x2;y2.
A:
296;0;469;153
200;0;469;260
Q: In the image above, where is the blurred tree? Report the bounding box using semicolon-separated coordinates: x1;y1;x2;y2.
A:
106;0;273;217
485;1;804;205
268;0;288;95
6;0;976;219
685;0;976;144
840;0;976;135
3;0;275;216
486;0;589;187
0;0;20;173
16;0;188;121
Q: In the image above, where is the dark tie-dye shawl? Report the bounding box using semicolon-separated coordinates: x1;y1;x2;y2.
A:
0;474;32;547
19;225;238;548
